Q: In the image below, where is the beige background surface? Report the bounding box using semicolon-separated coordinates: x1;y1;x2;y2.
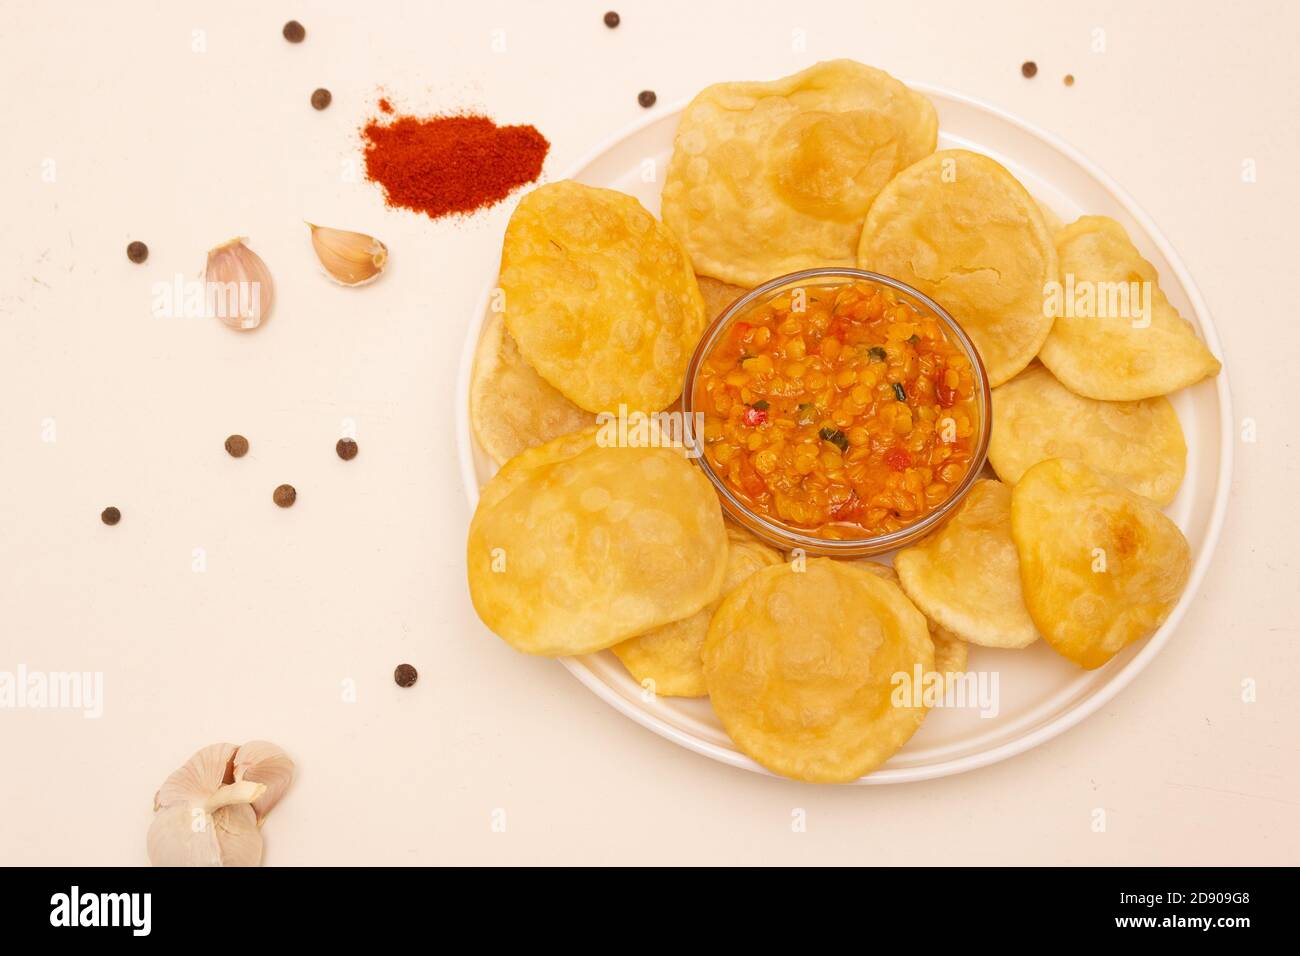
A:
1;0;1296;865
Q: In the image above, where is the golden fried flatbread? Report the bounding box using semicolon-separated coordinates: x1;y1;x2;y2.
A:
857;560;968;673
468;428;727;655
470;312;594;465
991;362;1186;504
858;149;1058;386
1038;216;1220;400
704;558;933;783
1010;458;1190;669
696;275;748;322
894;480;1039;649
499;181;706;413
663;60;937;287
612;526;781;697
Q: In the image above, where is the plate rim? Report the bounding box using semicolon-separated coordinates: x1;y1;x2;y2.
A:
454;81;1234;785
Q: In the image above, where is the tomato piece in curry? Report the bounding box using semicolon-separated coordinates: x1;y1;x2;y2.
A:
693;281;980;539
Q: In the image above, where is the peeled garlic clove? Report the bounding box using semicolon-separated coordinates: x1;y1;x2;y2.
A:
148;741;291;867
205;238;274;330
233;740;295;823
308;223;388;286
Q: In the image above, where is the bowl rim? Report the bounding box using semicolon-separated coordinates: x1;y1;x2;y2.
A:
680;266;993;556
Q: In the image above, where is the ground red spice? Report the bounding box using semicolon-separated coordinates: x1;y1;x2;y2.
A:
377;97;393;114
362;112;549;219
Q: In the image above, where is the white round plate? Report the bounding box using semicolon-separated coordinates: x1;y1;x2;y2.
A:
455;84;1232;784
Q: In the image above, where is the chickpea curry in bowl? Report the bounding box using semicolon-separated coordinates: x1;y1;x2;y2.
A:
683;268;991;556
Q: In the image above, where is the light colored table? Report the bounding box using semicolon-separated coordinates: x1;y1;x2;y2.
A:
1;0;1296;865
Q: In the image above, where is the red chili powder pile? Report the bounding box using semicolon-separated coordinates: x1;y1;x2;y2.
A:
362;110;549;219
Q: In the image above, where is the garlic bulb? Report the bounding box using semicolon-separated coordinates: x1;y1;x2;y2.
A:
307;223;388;286
205;238;274;330
147;740;294;867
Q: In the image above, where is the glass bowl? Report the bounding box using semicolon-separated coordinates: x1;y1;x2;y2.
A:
681;268;992;557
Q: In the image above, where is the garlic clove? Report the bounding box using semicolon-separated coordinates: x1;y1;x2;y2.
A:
307;223;388;286
204;779;267;814
233;740;295;823
212;804;263;867
155;742;238;810
147;804;226;867
146;803;264;867
205;238;274;330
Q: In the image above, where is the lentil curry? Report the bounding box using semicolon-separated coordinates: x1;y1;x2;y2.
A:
693;280;980;539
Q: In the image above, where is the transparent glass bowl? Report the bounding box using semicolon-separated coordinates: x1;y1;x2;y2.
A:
682;268;992;557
